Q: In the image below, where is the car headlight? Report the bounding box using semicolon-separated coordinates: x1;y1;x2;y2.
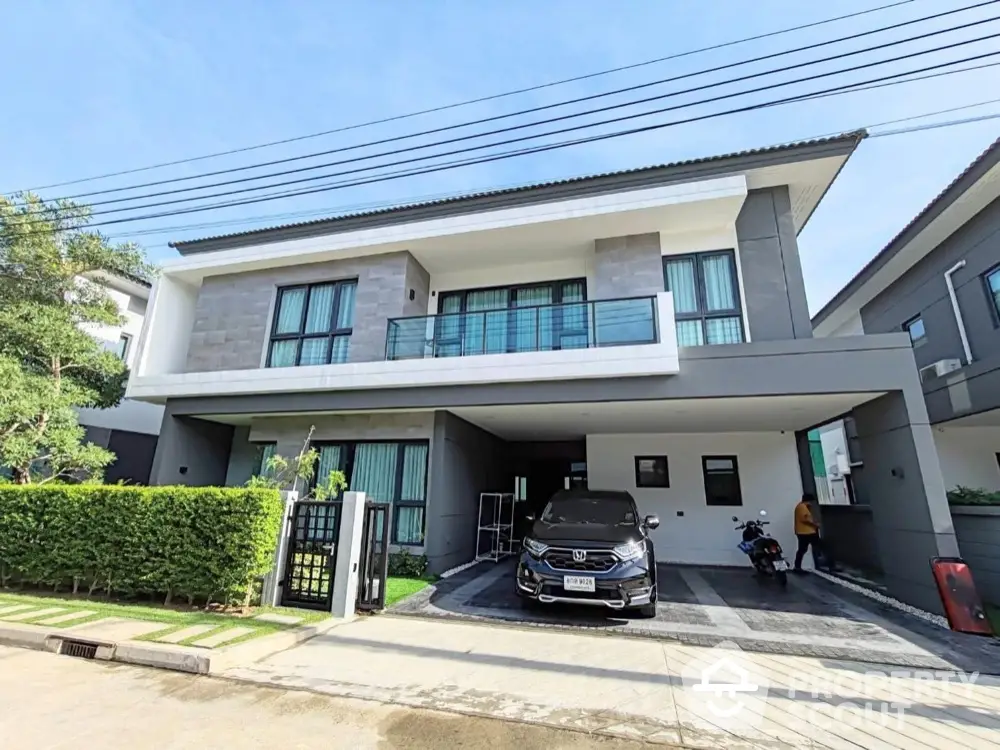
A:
612;539;646;562
523;537;549;557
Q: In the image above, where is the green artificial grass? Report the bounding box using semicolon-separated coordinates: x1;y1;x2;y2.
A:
0;590;329;648
384;577;433;608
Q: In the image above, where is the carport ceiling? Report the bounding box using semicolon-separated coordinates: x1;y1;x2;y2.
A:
451;394;884;440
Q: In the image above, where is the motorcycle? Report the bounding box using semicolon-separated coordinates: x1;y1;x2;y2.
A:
733;510;788;587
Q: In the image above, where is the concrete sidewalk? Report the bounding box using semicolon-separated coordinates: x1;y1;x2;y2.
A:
223;614;1000;748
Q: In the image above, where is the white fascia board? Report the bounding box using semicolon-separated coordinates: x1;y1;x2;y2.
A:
161;176;748;280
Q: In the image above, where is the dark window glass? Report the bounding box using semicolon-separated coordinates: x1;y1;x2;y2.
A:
267;280;357;367
663;251;744;346
634;456;669;488
540;495;636;526
702;455;742;506
986;267;1000;322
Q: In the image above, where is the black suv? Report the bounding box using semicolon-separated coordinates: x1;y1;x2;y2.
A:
514;489;660;617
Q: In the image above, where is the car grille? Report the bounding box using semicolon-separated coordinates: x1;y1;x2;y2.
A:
543;548;618;572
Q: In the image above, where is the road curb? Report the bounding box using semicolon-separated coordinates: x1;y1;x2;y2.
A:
0;617;347;675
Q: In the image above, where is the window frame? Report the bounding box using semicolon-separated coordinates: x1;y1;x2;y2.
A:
266;279;358;368
902;314;927;348
116;333;132;361
701;455;743;507
634;455;670;488
253;442;277;478
662;250;745;346
435;278;588;355
310;439;430;546
984;264;1000;327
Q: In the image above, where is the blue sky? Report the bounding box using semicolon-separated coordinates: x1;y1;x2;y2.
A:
1;0;998;313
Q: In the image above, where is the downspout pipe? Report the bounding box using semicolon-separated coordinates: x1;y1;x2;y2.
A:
944;260;974;365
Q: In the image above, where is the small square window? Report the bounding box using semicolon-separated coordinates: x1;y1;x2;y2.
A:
634;456;669;488
903;315;926;347
702;455;742;506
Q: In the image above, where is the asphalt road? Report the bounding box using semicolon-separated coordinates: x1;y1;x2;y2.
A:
0;645;647;749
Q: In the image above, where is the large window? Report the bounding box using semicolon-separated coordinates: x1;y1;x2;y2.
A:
986;266;1000;323
702;455;743;506
663;251;744;346
267;280;357;367
312;441;429;545
436;279;588;356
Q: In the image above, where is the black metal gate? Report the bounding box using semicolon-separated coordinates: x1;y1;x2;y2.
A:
356;502;391;611
281;500;343;610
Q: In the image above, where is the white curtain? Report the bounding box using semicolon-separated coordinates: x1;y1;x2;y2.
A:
299;338;329;365
675;320;704;347
336;282;357;328
513;286;553;352
705;317;742;345
304;284;335;333
275;288;306;333
316;445;342;491
350;443;399;503
400;444;428;501
331;335;350;364
269;340;297;367
702;254;736;311
464;289;509;355
663;258;698;314
257;443;276;477
559;281;589;349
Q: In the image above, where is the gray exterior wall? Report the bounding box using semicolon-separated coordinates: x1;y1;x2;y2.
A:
224;425;259;487
425;412;508;574
184;251;430;372
819;505;882;573
952;505;1000;605
593;233;664;299
859;196;1000;422
150;411;234;486
247;412;434;460
736;187;813;341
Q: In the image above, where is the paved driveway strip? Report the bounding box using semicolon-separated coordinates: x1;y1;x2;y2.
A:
390;561;1000;672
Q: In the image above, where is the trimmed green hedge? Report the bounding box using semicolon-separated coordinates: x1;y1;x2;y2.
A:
947;486;1000;506
0;486;283;605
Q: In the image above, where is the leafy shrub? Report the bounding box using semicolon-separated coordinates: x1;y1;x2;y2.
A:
0;485;283;604
388;549;429;578
947;486;1000;506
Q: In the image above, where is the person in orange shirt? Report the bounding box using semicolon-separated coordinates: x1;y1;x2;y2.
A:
793;493;833;573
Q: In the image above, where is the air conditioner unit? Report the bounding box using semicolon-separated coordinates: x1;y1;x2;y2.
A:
919;358;962;383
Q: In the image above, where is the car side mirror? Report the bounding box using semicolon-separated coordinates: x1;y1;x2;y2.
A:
644;514;660;530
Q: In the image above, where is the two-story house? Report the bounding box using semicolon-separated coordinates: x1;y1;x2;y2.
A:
814;137;1000;496
128;132;957;613
78;271;163;484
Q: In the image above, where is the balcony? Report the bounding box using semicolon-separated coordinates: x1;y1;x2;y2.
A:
127;293;678;401
385;296;660;361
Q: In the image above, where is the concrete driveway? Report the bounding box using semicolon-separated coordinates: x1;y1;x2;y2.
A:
389;560;1000;672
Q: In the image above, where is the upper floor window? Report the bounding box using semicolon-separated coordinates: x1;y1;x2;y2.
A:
663;250;744;346
267;280;357;368
116;333;132;361
986;266;1000;322
902;315;926;348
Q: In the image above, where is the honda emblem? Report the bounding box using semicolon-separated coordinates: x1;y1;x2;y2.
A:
572;549;586;562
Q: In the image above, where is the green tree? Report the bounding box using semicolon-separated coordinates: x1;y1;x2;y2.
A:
0;193;153;483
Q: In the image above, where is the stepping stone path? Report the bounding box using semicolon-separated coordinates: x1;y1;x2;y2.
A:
254;613;303;625
156;624;218;644
0;605;34;617
35;610;95;626
2;607;64;622
67;617;170;641
192;626;255;648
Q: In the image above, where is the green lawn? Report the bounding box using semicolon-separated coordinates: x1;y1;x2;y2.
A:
0;591;329;648
384;577;432;608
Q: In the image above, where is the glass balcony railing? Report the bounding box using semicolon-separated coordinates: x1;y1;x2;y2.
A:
385;296;659;361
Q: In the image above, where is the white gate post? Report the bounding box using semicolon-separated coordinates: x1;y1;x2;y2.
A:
331;491;366;618
261;490;298;607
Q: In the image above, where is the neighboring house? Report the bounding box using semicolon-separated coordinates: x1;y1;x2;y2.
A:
128;132;956;613
813;138;1000;495
78;271;163;484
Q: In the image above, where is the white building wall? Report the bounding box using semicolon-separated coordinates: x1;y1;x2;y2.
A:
586;432;805;567
933;426;1000;492
77;283;164;436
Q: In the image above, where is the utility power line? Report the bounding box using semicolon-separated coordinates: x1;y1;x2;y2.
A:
43;0;999;204
10;0;919;193
30;28;1000;223
15;49;998;236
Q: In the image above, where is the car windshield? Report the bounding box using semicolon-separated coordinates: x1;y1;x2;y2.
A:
540;496;636;526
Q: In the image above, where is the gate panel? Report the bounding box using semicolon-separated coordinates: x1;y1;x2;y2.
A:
356;502;391;611
281;500;342;610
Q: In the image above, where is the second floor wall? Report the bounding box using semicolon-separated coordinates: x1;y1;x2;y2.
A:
176;185;814;376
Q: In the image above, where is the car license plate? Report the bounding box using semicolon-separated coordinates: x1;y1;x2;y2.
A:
773;560;788;571
564;575;595;592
